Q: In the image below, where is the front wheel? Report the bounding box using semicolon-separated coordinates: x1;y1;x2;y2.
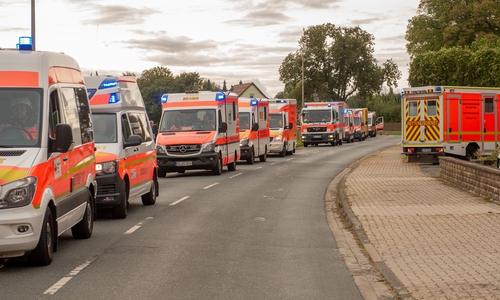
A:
27;208;54;266
112;183;128;219
72;190;94;239
212;155;222;175
228;151;237;171
247;148;255;165
279;145;286;157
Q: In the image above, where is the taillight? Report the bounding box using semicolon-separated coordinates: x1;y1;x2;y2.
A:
407;148;415;153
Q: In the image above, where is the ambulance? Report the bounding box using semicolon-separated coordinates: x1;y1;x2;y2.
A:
402;86;500;162
238;97;270;164
351;108;368;141
85;75;158;219
0;39;96;265
367;111;377;137
268;99;297;156
300;101;346;147
343;109;354;143
156;91;240;175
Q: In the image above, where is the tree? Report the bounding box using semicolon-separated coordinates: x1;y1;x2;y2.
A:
137;66;175;123
406;0;500;58
174;72;203;92
122;71;136;76
278;23;401;107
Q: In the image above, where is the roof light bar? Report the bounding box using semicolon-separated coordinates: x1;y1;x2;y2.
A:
109;93;119;104
250;98;258;106
216;93;226;101
99;77;118;89
17;36;33;51
161;94;168;103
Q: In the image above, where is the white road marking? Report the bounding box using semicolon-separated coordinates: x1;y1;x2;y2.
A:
229;173;243;178
124;218;152;234
44;259;94;295
286;158;295;161
253;167;263;170
170;196;189;206
203;183;219;189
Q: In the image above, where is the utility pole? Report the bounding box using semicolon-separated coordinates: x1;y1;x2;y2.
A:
31;0;36;50
301;51;304;105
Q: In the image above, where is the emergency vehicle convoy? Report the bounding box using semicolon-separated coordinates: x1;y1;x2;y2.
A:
269;99;297;156
85;75;158;219
0;40;97;265
156;91;240;175
402;86;500;163
300;101;346;147
238;97;270;164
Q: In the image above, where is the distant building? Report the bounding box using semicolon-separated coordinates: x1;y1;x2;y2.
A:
231;81;270;99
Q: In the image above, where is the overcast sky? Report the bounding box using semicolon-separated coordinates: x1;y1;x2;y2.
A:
0;0;421;97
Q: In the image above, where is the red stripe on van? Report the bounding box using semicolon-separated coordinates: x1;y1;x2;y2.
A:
89;94;110;105
0;71;39;87
48;67;84;85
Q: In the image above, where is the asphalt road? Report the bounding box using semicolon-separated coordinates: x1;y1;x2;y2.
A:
1;135;400;300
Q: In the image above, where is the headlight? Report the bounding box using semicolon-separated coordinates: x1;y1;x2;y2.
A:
240;138;249;147
355;129;360;133
202;142;215;152
0;177;37;209
274;134;282;142
156;144;166;154
96;161;117;174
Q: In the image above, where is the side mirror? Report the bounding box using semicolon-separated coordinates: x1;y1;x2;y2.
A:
55;124;73;152
124;135;142;148
252;123;259;131
288;122;294;130
219;122;228;133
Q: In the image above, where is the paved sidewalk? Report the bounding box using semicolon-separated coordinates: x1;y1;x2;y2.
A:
342;145;500;299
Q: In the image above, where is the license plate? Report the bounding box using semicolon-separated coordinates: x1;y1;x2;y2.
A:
313;135;321;138
175;161;192;166
421;148;431;153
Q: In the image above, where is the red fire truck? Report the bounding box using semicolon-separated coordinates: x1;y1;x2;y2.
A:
401;86;500;163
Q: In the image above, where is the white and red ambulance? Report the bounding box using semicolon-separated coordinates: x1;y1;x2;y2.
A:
156;91;240;175
0;38;97;265
85;75;158;219
268;99;297;156
238;97;270;164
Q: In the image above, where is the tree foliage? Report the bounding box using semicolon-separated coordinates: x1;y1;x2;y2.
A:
406;0;500;58
278;23;401;107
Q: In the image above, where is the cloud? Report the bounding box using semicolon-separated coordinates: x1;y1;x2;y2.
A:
80;5;160;25
225;10;291;26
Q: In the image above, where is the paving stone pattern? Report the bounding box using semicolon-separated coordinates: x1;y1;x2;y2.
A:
345;145;500;299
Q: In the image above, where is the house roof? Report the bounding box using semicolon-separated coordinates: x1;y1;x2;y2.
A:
231;82;268;98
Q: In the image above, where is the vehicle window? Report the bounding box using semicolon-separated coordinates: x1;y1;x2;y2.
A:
161;109;216;131
122;114;132;142
409;101;418;117
485;97;494;114
128;112;152;142
239;112;250;130
75;87;93;144
427;100;437;117
93;114;117;143
60;88;83;145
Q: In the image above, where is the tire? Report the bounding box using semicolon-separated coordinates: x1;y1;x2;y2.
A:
338;138;342;145
72;190;94;238
27;208;54;266
227;151;237;171
212;155;222;175
304;143;309;147
247;147;255;164
330;142;335;146
259;146;267;162
158;169;167;177
112;183;128;219
279;145;286;157
141;174;157;205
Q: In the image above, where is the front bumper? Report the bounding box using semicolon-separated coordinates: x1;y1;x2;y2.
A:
0;205;44;258
302;133;335;144
157;152;219;172
95;173;125;208
240;145;251;160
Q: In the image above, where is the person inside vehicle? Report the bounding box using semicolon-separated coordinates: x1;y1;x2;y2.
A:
0;96;37;140
170;115;184;130
201;113;214;129
94;118;114;141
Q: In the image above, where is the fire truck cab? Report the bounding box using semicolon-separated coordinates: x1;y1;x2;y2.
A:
238;97;270;164
0;39;97;265
156;91;240;175
300;101;345;147
85;75;158;219
402;86;500;162
269;99;297;157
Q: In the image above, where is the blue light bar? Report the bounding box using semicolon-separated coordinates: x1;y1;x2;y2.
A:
99;77;118;89
343;109;348;114
435;86;442;91
109;93;119;103
304;103;308;108
161;94;168;103
327;103;331;107
280;100;287;103
216;92;226;101
250;98;258;106
17;36;33;50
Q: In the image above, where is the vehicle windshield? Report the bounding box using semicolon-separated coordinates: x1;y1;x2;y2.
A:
0;89;42;147
368;117;373;125
239;112;250;131
270;113;283;129
353;117;361;126
93;113;118;143
160;109;216;131
302;109;331;123
344;116;348;125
